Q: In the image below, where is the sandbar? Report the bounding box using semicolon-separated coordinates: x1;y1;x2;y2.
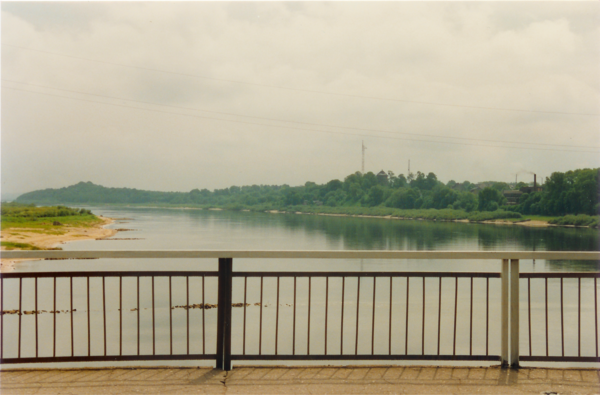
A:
0;216;116;272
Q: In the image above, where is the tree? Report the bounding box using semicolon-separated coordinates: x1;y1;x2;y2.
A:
425;172;438;190
478;187;505;211
365;185;385;206
386;188;420;209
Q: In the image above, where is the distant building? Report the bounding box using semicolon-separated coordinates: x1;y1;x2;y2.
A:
377;170;388;184
519;174;543;194
502;190;523;205
519;186;543;194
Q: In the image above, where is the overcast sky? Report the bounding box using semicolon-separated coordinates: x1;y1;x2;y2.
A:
2;2;599;198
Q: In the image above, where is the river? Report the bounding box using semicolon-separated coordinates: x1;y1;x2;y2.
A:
3;207;599;368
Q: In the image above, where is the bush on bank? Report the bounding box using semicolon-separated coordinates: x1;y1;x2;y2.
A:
548;214;599;228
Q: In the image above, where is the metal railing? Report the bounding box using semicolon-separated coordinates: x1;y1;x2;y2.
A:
0;250;598;370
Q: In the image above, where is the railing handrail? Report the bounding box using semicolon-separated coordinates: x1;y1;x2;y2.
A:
2;250;599;260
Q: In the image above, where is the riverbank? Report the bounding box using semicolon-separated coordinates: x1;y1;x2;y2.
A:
259;209;555;227
78;204;564;228
0;216;116;272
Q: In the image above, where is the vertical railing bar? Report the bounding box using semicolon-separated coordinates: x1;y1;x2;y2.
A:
35;277;38;358
18;278;22;359
306;277;312;355
71;276;74;357
485;277;489;356
438;277;442;356
186;276;189;355
510;259;520;367
137;276;140;356
340;276;345;355
202;275;206;354
119;276;122;357
1;277;3;360
119;276;123;355
578;277;581;357
216;261;224;368
355;277;361;356
303;277;311;355
371;277;377;355
453;277;458;356
501;259;509;367
275;276;280;355
527;278;532;356
324;277;328;356
545;278;548;357
88;277;91;357
52;277;56;357
217;258;233;371
595;277;598;358
528;278;532;357
405;276;409;355
216;258;232;370
561;277;564;357
102;276;106;357
151;276;155;356
243;276;247;356
308;277;312;355
469;277;473;356
53;276;57;358
388;277;393;356
293;277;296;356
422;277;426;356
259;276;263;356
169;276;173;356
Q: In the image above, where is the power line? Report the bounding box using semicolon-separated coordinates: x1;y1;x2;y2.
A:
4;85;598;154
4;79;598;150
5;43;599;117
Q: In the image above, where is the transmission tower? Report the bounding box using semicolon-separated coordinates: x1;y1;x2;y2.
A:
362;141;367;173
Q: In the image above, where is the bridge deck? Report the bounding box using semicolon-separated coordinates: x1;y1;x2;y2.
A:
1;365;598;394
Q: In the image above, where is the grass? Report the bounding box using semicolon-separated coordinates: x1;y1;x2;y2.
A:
1;241;41;250
1;203;104;236
1;215;103;231
521;215;560;222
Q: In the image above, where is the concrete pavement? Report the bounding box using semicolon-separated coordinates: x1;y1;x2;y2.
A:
1;366;599;394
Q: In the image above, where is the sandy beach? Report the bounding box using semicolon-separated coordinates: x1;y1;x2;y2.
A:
0;216;116;272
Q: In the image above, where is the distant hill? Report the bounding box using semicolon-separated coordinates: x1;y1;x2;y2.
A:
15;181;188;205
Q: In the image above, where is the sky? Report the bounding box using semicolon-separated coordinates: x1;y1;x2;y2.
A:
2;2;599;199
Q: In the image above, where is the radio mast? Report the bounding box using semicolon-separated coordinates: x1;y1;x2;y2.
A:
362;141;367;173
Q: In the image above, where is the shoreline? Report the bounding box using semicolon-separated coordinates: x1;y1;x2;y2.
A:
80;204;564;228
262;210;555;228
0;216;117;273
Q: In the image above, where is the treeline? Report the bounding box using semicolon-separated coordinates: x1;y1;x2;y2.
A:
506;168;599;216
14;168;599;218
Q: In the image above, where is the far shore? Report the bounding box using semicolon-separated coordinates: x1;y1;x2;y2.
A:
82;204;561;228
0;216;116;273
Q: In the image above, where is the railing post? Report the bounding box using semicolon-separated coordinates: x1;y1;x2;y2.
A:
501;259;509;367
510;259;520;368
216;258;233;371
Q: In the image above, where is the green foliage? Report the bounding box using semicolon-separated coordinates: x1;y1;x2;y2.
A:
1;241;41;250
548;215;599;228
511;168;599;217
478;187;506;212
1;203;100;230
2;203;92;218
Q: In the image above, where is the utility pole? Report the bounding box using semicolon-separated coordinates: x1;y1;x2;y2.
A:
362;141;367;173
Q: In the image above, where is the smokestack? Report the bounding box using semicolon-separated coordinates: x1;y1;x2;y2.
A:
534;174;537;189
